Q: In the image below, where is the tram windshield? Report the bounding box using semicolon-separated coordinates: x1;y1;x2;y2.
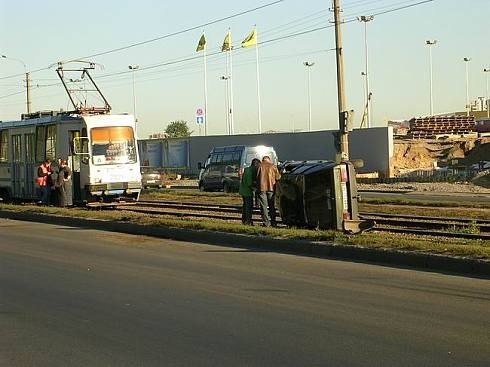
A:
90;126;137;165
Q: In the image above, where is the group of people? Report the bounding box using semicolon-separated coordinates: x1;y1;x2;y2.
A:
36;158;73;207
239;156;281;227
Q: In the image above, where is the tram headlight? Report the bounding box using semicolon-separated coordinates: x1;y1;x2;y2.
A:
125;189;133;194
103;190;110;196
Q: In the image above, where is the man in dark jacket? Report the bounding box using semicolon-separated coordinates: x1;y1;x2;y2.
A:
239;158;261;225
256;156;281;227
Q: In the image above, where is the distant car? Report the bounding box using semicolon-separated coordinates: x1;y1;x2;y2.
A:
141;167;164;189
198;145;278;192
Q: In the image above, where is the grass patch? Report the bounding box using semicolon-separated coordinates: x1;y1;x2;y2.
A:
1;203;489;260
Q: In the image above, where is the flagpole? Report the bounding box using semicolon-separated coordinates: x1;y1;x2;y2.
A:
225;53;230;135
229;43;235;135
255;27;262;134
204;43;208;136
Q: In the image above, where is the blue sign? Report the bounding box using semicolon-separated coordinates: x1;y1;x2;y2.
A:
196;116;205;125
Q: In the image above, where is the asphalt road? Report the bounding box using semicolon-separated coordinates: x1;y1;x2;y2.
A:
1;219;489;367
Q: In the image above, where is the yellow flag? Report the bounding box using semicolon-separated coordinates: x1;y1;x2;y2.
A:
241;29;257;48
221;32;232;52
196;34;206;52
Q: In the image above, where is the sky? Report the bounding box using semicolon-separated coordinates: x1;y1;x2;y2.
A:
1;0;489;138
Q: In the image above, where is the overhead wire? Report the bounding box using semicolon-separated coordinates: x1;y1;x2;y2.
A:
0;0;434;104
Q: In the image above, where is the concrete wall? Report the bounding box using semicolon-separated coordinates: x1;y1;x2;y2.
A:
139;127;393;176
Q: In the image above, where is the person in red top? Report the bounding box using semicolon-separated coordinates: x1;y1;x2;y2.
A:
36;159;52;205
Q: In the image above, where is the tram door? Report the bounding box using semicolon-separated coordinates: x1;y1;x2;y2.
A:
11;134;23;197
24;133;36;198
69;130;81;202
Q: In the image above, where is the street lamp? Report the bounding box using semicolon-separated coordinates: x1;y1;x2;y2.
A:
484;68;490;118
463;57;471;116
303;61;315;131
357;15;374;128
128;65;139;121
1;54;31;113
220;75;231;135
426;40;437;116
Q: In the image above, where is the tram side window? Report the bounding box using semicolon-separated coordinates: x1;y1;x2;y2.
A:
0;130;7;162
12;135;22;162
35;125;57;161
25;134;35;163
36;126;45;162
45;125;56;160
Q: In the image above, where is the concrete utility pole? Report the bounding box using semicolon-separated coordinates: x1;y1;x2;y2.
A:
1;55;31;114
333;0;349;161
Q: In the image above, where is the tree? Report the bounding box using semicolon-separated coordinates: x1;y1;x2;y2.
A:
165;120;192;138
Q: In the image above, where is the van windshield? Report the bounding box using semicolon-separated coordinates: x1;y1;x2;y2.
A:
91;126;137;165
245;151;277;166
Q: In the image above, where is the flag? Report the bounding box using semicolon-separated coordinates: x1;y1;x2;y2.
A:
221;31;232;52
196;33;206;52
241;28;257;48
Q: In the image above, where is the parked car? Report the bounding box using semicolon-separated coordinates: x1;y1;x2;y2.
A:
198;145;278;192
141;167;164;189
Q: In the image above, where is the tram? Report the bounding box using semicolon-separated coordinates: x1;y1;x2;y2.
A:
0;111;142;204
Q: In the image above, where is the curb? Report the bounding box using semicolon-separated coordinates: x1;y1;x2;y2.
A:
1;210;489;278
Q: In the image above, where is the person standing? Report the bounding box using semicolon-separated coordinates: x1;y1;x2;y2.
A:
57;159;73;207
257;156;281;227
36;159;52;205
239;158;260;225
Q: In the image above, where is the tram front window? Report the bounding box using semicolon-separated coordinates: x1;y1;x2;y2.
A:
90;126;137;165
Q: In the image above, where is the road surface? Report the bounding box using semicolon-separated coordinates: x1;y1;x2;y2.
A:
1;219;489;366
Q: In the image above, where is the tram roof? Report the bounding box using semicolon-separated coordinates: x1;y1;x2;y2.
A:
0;110;81;129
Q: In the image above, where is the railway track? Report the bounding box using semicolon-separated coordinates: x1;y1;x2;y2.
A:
116;200;490;240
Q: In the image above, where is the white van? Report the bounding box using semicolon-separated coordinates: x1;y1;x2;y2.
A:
198;145;278;192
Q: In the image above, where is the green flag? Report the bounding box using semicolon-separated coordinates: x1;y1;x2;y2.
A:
196;33;206;52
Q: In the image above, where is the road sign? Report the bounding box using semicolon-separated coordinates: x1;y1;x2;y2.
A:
196;116;205;125
196;108;204;117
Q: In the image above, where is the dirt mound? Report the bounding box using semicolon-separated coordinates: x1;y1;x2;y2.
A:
392;138;489;174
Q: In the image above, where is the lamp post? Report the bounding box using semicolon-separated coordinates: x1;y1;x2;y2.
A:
303;61;315;131
128;65;139;121
484;68;490;118
426;40;437;116
220;75;231;135
1;54;31;114
463;57;471;116
357;15;374;128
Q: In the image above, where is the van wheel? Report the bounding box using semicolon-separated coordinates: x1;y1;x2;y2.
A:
223;182;232;193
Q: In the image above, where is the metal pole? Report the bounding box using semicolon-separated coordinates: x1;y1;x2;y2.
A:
364;21;371;127
464;57;471;116
255;32;262;134
484;68;490;118
128;65;139;120
204;45;208;136
229;46;235;135
333;0;349;161
426;40;437;116
304;62;314;131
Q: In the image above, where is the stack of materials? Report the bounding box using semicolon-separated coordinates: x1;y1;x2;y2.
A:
408;115;475;139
